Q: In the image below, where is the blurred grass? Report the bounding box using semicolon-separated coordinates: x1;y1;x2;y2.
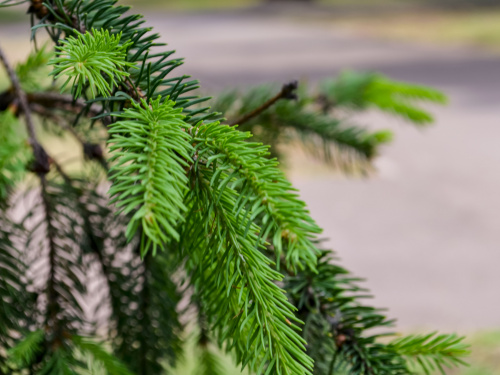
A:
120;0;414;11
329;10;500;52
451;331;500;375
4;1;500;52
121;0;258;10
120;1;500;52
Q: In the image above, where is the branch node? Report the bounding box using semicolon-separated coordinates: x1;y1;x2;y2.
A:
83;143;104;161
28;143;51;175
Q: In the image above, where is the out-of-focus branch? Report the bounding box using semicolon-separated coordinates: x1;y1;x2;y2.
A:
1;43;67;345
27;92;102;116
30;103;107;169
0;90;104;117
0;44;50;175
0;46;37;145
0;45;103;179
229;80;298;126
30;103;84;142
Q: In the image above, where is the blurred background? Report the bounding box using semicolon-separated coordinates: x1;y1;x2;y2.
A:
1;0;500;373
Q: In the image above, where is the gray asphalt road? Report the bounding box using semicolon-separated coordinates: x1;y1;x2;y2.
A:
144;12;500;331
1;10;499;331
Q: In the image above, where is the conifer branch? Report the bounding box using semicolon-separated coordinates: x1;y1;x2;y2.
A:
192;121;321;271
0;214;31;370
49;29;135;99
229;80;298;126
183;166;314;374
38;176;67;351
0;2;468;375
1;45;72;351
72;336;134;375
387;333;469;374
7;330;45;368
108;97;193;256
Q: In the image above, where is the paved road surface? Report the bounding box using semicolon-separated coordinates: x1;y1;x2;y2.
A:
1;10;499;331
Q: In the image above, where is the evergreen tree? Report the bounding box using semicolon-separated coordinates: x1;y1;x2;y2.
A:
0;1;468;374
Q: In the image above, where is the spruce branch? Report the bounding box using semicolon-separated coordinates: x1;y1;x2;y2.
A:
7;330;45;368
108;97;193;256
35;0;217;125
285;251;469;375
23;181;89;361
0;50;75;354
271;102;393;161
108;247;184;374
39;175;63;347
319;71;447;125
49;29;135;99
191;121;321;271
0;214;32;371
72;336;133;375
183;166;314;375
387;333;469;375
5;2;467;375
229;80;298;126
212;76;445;171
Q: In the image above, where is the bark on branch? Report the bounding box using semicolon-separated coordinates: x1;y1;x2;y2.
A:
229;80;298;126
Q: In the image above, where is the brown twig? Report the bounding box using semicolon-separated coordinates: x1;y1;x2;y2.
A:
0;45;98;178
229;81;298;126
27;91;103;117
0;46;37;146
30;103;107;169
317;93;336;114
0;44;51;175
30;103;84;142
0;90;104;119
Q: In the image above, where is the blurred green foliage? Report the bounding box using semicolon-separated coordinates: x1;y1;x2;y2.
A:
452;332;500;375
170;331;500;375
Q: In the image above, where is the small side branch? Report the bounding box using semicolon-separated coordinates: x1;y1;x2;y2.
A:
1;44;74;345
0;47;106;169
30;103;107;169
39;174;62;346
0;44;50;174
0;89;107;127
0;46;37;146
229;80;298;126
27;91;103;117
